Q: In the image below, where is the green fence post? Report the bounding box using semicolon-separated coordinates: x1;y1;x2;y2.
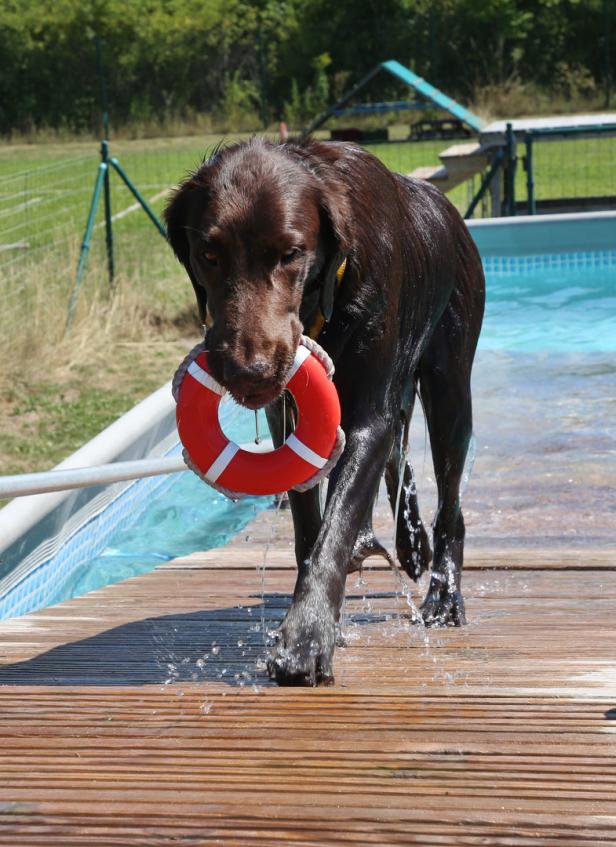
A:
109;158;167;238
66;161;107;332
505;122;516;216
101;140;115;284
525;133;535;215
464;150;504;219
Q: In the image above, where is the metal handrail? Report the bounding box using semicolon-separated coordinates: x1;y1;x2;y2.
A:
0;456;186;499
0;440;275;499
525;123;616;139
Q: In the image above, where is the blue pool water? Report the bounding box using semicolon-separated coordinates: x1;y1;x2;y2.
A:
50;402;273;608
3;254;615;619
480;265;616;352
43;460;271;610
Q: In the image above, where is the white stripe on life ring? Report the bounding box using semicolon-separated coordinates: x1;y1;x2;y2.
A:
187;360;226;396
285;345;311;384
285;433;327;469
205;441;240;482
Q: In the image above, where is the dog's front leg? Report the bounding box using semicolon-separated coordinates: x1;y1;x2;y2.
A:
267;411;394;686
265;395;323;566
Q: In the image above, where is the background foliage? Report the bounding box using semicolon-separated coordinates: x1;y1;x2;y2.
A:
0;0;612;136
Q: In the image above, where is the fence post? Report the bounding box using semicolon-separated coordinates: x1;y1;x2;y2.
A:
109;158;167;239
525;133;535;215
505;122;517;216
464;150;504;220
66;161;107;332
101;140;115;284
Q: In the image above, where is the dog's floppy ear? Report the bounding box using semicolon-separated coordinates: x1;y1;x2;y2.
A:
318;184;351;323
164;178;208;325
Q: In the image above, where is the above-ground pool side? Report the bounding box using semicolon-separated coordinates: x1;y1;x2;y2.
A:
0;381;177;571
467;210;616;258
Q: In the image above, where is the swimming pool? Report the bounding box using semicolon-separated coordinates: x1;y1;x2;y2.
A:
481;263;616;352
2;217;615;620
0;404;272;620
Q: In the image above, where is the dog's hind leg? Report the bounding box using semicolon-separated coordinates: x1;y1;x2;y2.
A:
266;393;322;566
384;395;432;582
417;302;479;627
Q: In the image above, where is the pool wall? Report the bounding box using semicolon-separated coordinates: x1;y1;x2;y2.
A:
468;211;616;272
0;382;177;617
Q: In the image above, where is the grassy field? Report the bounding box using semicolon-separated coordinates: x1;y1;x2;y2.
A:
1;127;615;480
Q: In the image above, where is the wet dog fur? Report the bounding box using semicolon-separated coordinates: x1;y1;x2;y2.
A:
165;137;485;686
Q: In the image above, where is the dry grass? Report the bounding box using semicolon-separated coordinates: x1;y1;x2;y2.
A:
0;234;199;476
471;78;608;124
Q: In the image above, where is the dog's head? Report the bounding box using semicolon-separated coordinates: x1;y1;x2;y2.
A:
165;138;350;409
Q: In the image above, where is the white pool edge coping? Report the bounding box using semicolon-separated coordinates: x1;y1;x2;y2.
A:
467;210;616;227
0;380;175;555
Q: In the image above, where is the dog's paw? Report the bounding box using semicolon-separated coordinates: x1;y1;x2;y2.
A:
421;575;466;627
267;604;335;687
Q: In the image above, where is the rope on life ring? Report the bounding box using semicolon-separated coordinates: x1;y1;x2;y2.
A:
173;335;345;500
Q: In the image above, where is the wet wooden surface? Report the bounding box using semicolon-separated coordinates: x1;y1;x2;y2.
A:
1;498;615;844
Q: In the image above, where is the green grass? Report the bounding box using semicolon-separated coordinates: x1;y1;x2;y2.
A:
4;383;141;471
1;333;193;478
525;136;616;200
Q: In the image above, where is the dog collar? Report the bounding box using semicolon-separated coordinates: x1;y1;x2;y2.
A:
306;258;347;340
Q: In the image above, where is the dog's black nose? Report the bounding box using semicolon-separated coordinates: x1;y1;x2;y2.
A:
221;356;281;408
222;357;273;388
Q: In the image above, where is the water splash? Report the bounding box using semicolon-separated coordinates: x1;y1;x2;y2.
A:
391;425;409;554
460;433;476;499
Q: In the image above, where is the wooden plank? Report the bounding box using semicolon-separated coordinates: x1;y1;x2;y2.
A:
1;487;616;842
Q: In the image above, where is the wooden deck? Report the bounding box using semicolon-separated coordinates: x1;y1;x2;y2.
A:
1;492;615;845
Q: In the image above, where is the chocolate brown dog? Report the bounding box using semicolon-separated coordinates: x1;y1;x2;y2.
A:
165;137;485;686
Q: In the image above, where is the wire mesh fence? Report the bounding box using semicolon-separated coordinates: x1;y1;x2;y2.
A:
515;133;616;214
2;128;615;355
0;133;468;330
0;140;211;345
0;141;210;405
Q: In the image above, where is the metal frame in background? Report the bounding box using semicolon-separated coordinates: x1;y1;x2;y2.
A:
523;123;616;216
301;59;485;139
65;139;168;331
464;148;505;220
466;120;616;219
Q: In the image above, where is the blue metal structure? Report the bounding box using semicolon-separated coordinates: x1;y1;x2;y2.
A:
302;59;485;137
332;100;425;117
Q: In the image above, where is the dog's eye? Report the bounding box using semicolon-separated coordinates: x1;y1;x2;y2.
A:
203;250;218;267
281;247;303;266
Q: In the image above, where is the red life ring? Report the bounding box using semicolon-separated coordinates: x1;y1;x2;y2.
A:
175;342;342;496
